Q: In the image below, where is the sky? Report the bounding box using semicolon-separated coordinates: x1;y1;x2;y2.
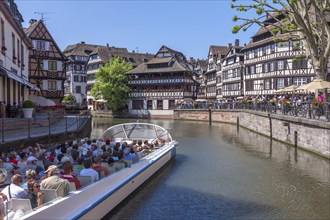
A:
15;0;259;60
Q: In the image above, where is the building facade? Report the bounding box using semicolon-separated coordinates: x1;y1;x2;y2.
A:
0;0;36;110
205;45;229;100
25;19;67;105
63;41;99;105
126;45;199;117
86;45;154;110
242;17;315;97
222;40;244;98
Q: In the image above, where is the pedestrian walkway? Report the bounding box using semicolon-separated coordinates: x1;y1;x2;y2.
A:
0;114;90;143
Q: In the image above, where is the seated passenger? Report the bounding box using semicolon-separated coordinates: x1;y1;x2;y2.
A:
60;162;81;189
114;153;128;172
1;174;28;202
40;165;70;198
21;169;37;190
92;156;110;178
27;181;43;208
79;159;99;183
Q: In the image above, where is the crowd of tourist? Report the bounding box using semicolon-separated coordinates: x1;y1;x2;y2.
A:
178;92;327;111
0;138;161;218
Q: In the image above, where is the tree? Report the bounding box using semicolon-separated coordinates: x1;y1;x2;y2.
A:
62;93;76;104
231;0;330;80
90;57;132;111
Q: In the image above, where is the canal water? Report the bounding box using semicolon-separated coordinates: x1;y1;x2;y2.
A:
91;118;330;220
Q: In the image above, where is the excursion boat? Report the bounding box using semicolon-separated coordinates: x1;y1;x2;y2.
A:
10;122;178;219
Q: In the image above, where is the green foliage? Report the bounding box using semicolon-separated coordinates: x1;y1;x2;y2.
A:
91;57;132;111
62;93;76;104
231;0;330;79
22;100;34;108
232;25;241;34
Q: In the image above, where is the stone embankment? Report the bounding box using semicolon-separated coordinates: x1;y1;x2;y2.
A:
174;109;330;159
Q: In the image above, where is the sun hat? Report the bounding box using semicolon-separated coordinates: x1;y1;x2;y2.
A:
45;165;59;174
27;156;38;161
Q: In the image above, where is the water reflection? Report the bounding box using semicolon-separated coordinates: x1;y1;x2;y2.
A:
91;118;330;220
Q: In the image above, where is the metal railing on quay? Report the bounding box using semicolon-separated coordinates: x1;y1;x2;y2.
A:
176;102;330;122
0;113;91;143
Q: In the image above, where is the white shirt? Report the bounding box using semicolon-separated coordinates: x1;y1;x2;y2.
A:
80;168;99;183
1;183;28;201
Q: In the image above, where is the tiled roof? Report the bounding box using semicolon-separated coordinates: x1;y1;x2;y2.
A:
24;20;39;37
241;33;291;51
63;42;101;57
146;57;172;64
209;45;230;57
90;46;154;68
127;45;194;74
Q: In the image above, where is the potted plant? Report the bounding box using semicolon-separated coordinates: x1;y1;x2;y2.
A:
22;100;34;118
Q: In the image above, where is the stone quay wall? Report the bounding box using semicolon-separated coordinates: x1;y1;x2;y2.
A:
174;109;330;159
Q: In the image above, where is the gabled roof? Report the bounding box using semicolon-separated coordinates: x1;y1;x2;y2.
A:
24;20;67;60
89;46;154;68
63;42;101;57
127;45;195;74
155;45;187;63
208;45;230;58
241;32;292;51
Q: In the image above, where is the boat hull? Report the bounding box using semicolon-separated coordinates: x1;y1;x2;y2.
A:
22;142;177;220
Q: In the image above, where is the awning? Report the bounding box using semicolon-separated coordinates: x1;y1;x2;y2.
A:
0;66;40;92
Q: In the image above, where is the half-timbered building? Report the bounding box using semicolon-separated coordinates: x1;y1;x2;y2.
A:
63;41;99;104
0;0;36;111
222;39;244;98
126;45;199;117
205;45;229;101
25;19;67;104
242;15;315;97
86;45;154;110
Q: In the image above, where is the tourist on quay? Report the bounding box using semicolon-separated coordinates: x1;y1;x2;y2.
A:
40;165;70;198
1;174;28;202
0;101;6;118
317;92;325;103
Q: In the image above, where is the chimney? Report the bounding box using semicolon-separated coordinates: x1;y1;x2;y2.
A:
29;19;37;24
228;43;232;48
235;39;240;46
81;41;85;44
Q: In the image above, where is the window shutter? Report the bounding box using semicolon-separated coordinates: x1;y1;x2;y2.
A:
43;60;48;70
56;81;62;90
45;42;50;51
273;78;277;90
57;61;62;71
32;40;37;49
274;61;278;71
43;80;48;90
284;78;288;87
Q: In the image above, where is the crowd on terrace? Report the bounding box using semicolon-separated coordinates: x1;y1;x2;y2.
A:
178;92;328;115
0;138;162;218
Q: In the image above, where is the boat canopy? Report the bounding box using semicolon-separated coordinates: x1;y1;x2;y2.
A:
97;123;173;143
